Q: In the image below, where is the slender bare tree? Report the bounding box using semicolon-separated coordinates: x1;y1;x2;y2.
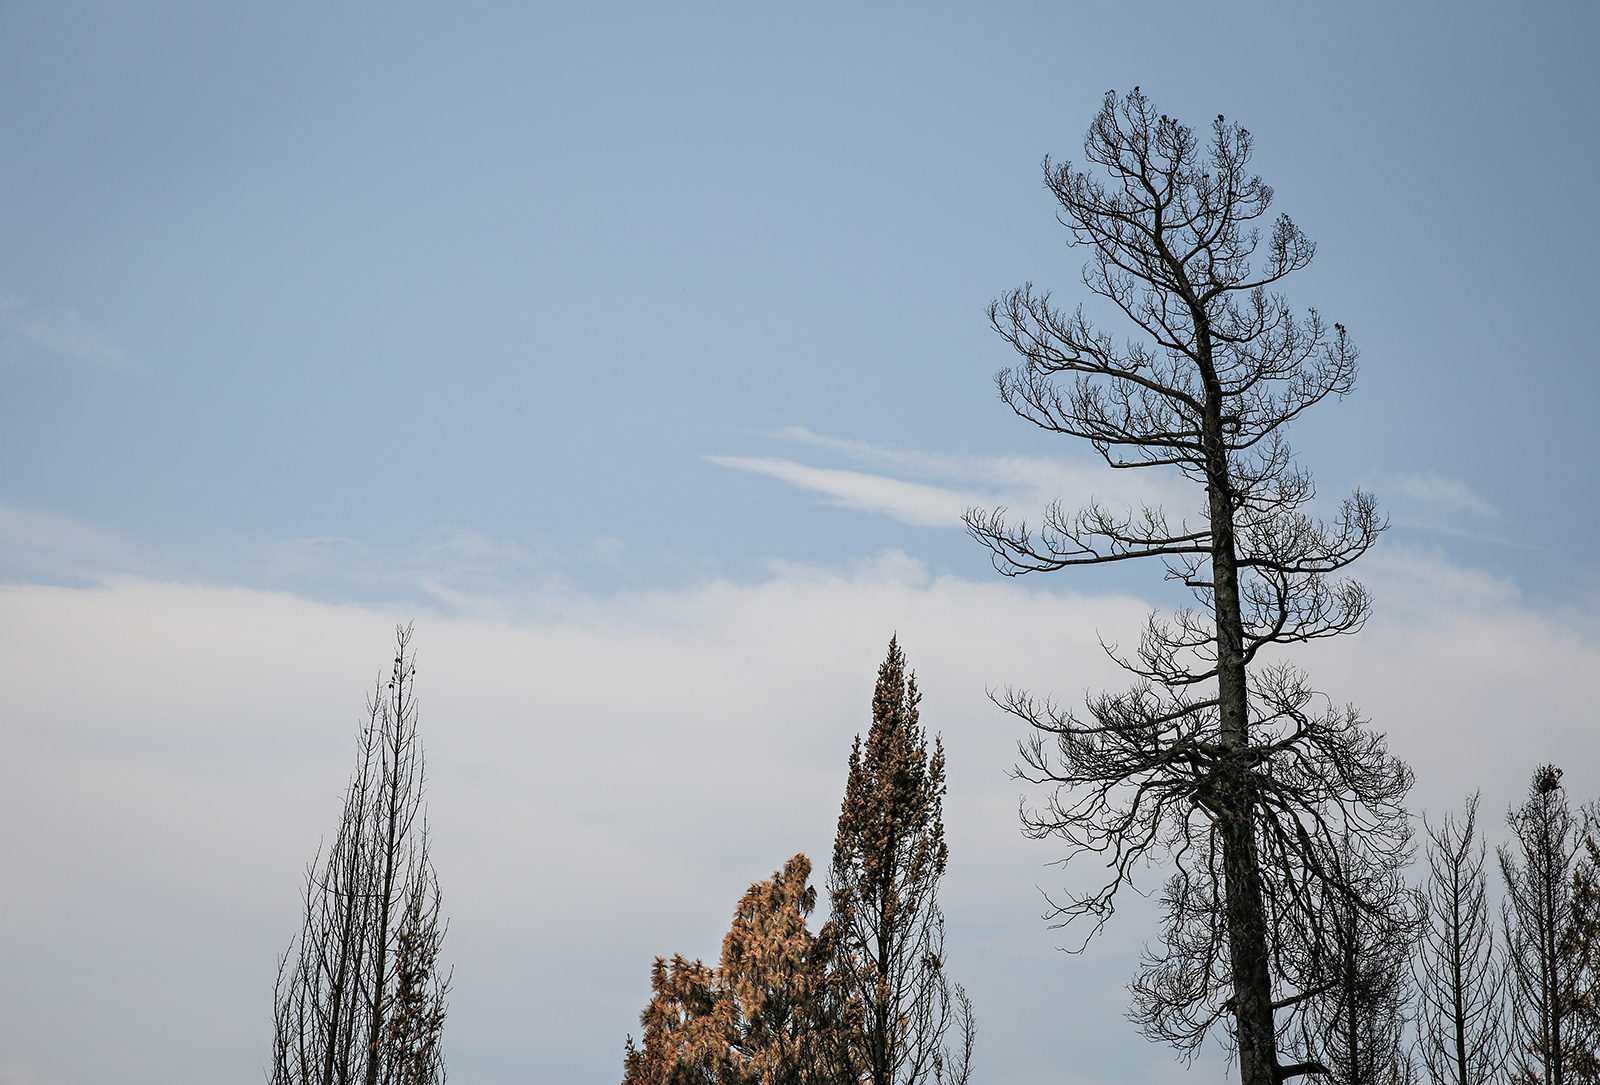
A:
1296;833;1421;1085
827;638;973;1085
272;625;449;1085
1499;766;1593;1085
1415;794;1505;1085
964;88;1412;1085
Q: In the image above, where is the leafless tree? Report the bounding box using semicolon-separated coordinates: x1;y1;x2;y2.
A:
1415;794;1505;1085
828;638;973;1085
272;624;450;1085
1499;767;1593;1085
1295;833;1421;1085
964;88;1412;1085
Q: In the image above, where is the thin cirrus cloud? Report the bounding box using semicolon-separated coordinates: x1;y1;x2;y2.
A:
708;426;1197;530
0;502;149;584
704;456;986;528
0;292;133;370
1374;471;1534;551
1382;471;1499;520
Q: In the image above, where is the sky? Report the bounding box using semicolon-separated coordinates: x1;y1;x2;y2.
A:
0;3;1597;1084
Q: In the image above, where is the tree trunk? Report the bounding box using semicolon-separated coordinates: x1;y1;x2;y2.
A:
1203;348;1280;1085
1221;807;1278;1085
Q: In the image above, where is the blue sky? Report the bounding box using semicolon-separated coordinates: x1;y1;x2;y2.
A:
3;1;1596;605
1;4;1598;1084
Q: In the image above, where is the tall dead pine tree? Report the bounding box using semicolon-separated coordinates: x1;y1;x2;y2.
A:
828;637;973;1085
965;88;1411;1085
272;625;450;1085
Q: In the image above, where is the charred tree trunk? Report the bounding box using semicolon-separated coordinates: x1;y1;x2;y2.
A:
1200;323;1280;1085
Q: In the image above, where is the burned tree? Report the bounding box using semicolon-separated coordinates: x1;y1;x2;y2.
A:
1295;834;1421;1085
622;643;979;1085
965;88;1411;1085
272;625;450;1085
828;638;974;1085
1415;795;1505;1085
624;855;839;1085
1565;834;1600;1085
1499;766;1593;1085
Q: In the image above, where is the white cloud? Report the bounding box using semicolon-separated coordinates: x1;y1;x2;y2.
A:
1;555;1596;1084
707;455;985;527
0;565;1150;1084
0;292;132;369
253;526;724;619
1368;472;1533;552
766;425;993;481
711;430;1195;530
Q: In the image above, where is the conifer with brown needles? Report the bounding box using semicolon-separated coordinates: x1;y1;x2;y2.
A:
622;639;974;1085
623;856;838;1085
829;637;973;1085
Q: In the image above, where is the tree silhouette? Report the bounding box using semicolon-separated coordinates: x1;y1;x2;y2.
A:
1499;766;1594;1085
271;625;449;1085
965;87;1411;1085
1296;834;1420;1085
1415;794;1505;1085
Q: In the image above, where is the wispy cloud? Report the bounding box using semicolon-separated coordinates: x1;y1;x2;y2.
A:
0;503;717;620
258;528;573;616
723;432;1530;565
253;526;720;619
1369;471;1534;550
1383;472;1498;520
710;427;1194;529
766;426;989;481
0;504;145;584
707;456;986;528
0;292;132;369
